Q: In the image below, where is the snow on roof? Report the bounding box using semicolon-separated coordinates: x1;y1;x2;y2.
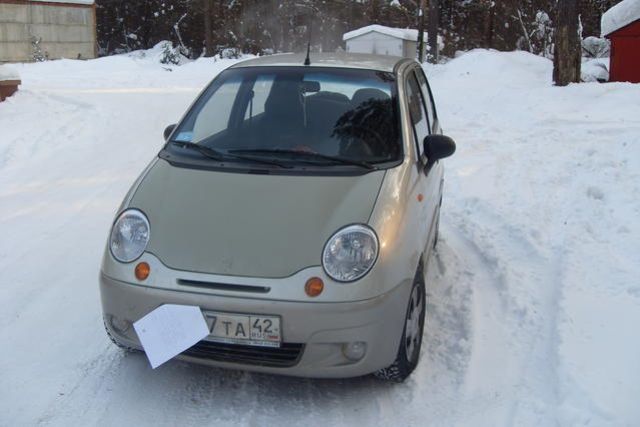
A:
601;0;640;36
0;65;20;81
343;25;419;42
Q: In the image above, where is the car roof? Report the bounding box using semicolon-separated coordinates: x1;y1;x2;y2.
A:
229;52;413;73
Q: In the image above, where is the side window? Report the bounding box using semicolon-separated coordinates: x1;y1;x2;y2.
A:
406;72;430;159
244;74;275;120
415;69;437;132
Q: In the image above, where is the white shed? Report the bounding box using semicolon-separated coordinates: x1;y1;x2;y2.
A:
0;0;96;63
343;25;423;58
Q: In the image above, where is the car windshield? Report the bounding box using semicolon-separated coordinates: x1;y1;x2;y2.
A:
167;66;401;169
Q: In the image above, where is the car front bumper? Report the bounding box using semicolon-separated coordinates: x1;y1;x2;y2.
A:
100;272;412;378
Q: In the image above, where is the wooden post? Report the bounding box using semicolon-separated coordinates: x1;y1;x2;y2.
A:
553;0;581;86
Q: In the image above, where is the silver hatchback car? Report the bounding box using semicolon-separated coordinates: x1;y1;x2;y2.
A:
100;52;455;382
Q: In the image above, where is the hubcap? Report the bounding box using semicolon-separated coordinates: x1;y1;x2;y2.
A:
404;284;424;363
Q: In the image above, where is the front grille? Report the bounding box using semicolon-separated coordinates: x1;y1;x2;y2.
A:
182;341;304;368
177;279;270;294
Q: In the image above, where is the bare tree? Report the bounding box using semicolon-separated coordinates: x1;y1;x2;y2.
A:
515;9;534;53
553;0;581;86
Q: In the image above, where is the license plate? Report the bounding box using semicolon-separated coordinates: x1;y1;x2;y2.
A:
202;311;281;348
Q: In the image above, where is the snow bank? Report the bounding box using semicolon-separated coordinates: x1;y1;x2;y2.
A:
581;57;610;82
127;41;191;66
7;48;252;92
426;49;640;426
343;24;420;41
1;48;639;426
0;65;20;81
601;0;640;36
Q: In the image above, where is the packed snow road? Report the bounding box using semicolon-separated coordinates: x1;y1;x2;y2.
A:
1;50;639;427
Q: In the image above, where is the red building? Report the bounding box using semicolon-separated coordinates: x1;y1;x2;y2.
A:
602;0;640;83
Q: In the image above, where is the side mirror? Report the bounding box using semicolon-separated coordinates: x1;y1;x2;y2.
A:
164;124;176;141
423;134;456;161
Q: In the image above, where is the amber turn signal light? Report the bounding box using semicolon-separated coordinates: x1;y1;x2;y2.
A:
135;262;150;281
305;277;324;297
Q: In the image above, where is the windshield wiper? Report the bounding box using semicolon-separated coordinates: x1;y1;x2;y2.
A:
169;141;291;168
228;149;377;170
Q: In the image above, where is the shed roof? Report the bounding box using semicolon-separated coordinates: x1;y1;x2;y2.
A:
343;25;419;42
601;0;640;36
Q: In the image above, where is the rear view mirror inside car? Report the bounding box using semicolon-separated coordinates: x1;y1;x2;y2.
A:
302;81;320;93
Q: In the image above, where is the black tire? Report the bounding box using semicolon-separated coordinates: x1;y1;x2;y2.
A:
104;318;140;353
374;265;426;382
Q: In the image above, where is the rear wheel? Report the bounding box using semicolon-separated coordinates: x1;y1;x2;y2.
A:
374;266;426;382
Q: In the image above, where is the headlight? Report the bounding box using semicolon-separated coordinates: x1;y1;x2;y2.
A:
109;209;150;263
322;224;378;282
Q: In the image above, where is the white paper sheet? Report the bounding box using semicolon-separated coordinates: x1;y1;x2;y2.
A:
133;304;209;369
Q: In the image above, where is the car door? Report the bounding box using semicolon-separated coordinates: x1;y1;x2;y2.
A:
405;66;441;255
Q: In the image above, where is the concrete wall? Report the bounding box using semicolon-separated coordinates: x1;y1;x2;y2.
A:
0;1;96;63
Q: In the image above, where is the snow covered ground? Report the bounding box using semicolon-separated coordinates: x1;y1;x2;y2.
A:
0;49;639;426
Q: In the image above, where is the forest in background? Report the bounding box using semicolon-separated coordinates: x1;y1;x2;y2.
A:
96;0;621;60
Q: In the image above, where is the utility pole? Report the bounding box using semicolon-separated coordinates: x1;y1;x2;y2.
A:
428;0;439;63
417;0;426;62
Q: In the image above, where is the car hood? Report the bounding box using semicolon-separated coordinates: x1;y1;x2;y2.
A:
128;159;386;278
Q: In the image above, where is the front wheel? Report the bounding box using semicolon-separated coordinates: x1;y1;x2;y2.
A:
374;267;426;382
104;318;140;353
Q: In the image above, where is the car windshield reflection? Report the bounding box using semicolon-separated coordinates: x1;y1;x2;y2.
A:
167;67;402;170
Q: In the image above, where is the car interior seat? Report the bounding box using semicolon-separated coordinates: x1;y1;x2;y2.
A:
304;91;352;155
351;88;390;107
260;80;305;146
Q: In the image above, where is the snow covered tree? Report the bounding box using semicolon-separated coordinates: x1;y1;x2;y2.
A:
159;41;183;64
31;36;47;62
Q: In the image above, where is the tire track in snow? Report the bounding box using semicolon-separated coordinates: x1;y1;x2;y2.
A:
0;103;124;331
448;199;563;425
